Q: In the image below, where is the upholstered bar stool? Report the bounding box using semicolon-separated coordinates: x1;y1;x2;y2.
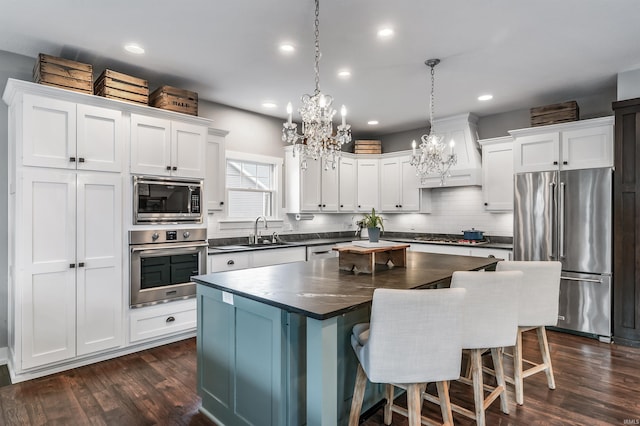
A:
416;271;521;426
496;260;562;405
348;288;466;426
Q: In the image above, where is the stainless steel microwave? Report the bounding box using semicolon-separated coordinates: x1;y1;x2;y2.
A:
133;176;203;224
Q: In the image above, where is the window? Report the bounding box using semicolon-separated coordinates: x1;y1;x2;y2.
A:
226;158;276;218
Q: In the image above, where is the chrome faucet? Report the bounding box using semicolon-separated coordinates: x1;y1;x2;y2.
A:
253;215;268;244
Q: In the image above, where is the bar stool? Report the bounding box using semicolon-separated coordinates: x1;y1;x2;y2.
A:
496;260;562;405
415;271;521;426
348;288;466;426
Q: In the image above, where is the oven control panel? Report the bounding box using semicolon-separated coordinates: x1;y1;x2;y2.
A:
129;228;207;245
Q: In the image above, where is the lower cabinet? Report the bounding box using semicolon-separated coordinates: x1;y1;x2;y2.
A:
208;246;307;272
409;243;512;260
129;299;197;343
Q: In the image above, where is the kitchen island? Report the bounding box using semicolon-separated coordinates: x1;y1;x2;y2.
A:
192;252;499;426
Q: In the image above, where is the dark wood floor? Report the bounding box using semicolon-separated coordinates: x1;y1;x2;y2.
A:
0;330;639;425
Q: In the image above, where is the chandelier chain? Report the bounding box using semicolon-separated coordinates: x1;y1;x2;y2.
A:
314;0;320;95
430;63;435;132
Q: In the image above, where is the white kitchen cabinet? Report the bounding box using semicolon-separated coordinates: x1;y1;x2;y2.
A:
131;113;207;178
22;94;123;172
208;246;306;272
409;243;471;256
356;158;379;212
284;146;339;213
380;154;420;212
206;128;229;211
339;155;357;211
19;169;123;369
469;247;512;260
129;299;197;343
511;117;614;173
479;136;514;211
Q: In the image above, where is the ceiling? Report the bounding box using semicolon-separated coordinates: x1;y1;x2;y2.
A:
1;0;639;134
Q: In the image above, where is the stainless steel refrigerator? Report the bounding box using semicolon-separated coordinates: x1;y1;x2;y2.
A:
513;167;612;342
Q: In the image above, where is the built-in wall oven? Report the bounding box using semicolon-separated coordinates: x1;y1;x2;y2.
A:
133;175;203;225
129;228;208;307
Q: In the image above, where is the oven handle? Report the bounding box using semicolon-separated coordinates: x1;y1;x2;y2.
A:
130;241;209;254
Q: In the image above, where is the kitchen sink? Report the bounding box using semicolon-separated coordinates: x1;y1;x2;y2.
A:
242;241;292;248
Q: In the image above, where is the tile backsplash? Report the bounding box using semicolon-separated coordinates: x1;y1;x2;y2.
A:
208;186;513;239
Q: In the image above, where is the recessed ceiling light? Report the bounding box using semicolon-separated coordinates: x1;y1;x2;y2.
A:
478;94;493;101
279;43;295;53
262;102;277;109
377;27;394;39
124;43;145;54
337;69;351;78
368;120;379;125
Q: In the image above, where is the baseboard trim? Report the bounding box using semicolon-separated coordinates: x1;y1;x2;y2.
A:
0;347;8;365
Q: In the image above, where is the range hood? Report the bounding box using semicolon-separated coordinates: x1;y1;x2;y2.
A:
418;112;482;188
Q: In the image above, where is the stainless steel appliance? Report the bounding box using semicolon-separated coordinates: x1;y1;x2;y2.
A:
514;168;612;341
133;175;203;224
129;228;208;307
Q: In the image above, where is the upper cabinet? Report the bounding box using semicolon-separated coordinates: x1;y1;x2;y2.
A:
478;136;514;211
206;128;229;212
284;146;342;213
380;154;420;212
130;113;207;178
21;94;124;172
510;117;614;173
356;158;379;212
338;155;356;212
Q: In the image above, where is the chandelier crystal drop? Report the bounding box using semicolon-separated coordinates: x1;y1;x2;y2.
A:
410;58;457;186
282;0;351;171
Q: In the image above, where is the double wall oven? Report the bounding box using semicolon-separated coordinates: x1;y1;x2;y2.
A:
130;175;207;307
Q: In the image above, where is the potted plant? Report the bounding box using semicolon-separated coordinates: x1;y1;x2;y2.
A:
357;208;384;242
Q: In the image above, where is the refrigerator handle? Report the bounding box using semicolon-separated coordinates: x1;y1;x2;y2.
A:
549;181;556;259
559;181;565;259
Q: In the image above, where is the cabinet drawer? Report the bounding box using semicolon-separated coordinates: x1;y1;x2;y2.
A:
251;246;307;268
129;299;196;343
209;252;251;272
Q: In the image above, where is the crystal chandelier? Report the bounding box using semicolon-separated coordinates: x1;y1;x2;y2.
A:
410;58;457;186
282;0;351;171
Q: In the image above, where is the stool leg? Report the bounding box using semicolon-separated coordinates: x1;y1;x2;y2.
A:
471;349;486;426
491;347;509;414
514;329;524;405
436;381;453;426
384;384;394;425
537;326;556;390
406;383;422;426
349;363;367;426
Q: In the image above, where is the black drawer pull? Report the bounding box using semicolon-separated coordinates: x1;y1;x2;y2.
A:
69;157;76;162
227;260;235;265
553;161;558;165
78;157;85;163
172;166;177;171
78;262;85;267
166;316;176;323
166;166;171;170
69;263;76;268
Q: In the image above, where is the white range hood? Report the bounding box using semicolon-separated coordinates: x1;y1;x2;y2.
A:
418;112;483;188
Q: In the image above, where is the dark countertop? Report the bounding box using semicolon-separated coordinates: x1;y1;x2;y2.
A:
193;251;499;320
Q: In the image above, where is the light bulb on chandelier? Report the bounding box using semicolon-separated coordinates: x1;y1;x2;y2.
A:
282;0;352;171
410;58;457;186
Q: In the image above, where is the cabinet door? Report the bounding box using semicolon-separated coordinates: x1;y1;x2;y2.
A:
130;114;172;176
356;159;379;212
339;156;356;211
76;173;123;356
513;132;559;173
76;105;123;173
20;169;77;369
320;166;339;211
561;124;613;170
400;156;420;211
482;142;514;211
206;130;227;211
22;94;76;169
172;121;207;178
300;158;322;212
380;158;400;211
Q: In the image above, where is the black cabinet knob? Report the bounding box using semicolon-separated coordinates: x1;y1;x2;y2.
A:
484;202;488;206
78;262;85;267
563;161;568;165
78;158;85;163
172;166;177;171
69;157;76;162
340;204;344;208
220;201;224;205
553;161;558;165
166;166;172;170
